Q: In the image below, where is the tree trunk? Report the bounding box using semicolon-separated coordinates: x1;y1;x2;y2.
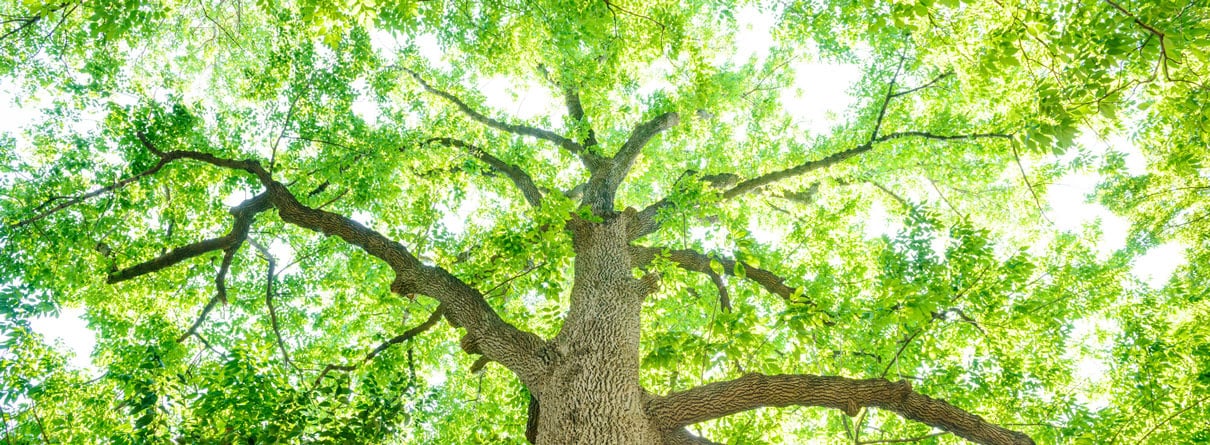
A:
534;213;663;444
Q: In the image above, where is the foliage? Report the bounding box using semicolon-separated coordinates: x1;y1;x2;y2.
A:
0;0;1207;443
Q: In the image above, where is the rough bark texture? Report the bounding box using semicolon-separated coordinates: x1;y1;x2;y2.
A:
104;118;1034;445
534;213;662;444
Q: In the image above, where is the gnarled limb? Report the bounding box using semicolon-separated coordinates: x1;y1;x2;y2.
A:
313;307;445;389
425;137;544;207
134;133;550;384
404;68;595;167
645;373;1034;445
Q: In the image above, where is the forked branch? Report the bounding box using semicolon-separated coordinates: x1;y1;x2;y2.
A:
404;68;594;165
176;244;240;342
132;133;550;384
313;307;445;388
646;373;1034;445
583;111;680;213
107;193;271;284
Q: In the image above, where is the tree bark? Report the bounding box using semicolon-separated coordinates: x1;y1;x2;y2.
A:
533;212;663;444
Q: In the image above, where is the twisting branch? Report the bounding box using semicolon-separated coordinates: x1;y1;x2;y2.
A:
645;373;1035;445
704;267;731;312
424;137;544;207
313;307;445;388
1103;0;1179;82
133;132;550;384
403;68;595;166
249;238;296;371
562;85;601;150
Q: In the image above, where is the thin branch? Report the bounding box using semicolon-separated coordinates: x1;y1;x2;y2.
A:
403;68;592;163
312;307;445;388
177;244;239;342
646;373;1034;445
482;261;545;298
870;57;907;142
1136;395;1210;443
249;238;296;371
425;137;543;207
880;329;924;378
890;72;953;98
1008;142;1053;224
9;157;173;230
874;132;1014;144
601;0;667;30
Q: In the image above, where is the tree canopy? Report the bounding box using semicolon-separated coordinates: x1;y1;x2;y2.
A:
1;0;1208;443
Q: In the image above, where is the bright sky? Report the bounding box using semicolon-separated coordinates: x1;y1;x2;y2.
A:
0;8;1192;416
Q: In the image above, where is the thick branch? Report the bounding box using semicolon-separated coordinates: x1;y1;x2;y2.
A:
134;134;549;383
313;307;445;388
610;111;680;190
425;137;543;207
563;87;600;149
646;373;1034;445
582;112;680;214
403;68;593;165
722;143;873;200
108;193;271;284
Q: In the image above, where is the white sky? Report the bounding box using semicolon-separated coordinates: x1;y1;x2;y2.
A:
0;9;1193;419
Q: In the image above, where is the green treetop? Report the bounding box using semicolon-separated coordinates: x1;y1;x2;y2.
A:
0;0;1207;443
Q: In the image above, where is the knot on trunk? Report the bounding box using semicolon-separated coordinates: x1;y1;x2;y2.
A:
390;274;418;298
460;333;482;355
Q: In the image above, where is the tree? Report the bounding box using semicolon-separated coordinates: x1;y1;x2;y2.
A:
0;0;1207;444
